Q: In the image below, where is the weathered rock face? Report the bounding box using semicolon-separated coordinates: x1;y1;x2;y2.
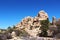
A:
37;10;48;20
16;10;48;37
47;16;57;37
56;18;60;25
52;16;56;25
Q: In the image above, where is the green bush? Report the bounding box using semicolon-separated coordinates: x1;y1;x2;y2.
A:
39;18;50;37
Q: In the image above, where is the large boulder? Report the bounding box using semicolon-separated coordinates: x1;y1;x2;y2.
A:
37;10;48;19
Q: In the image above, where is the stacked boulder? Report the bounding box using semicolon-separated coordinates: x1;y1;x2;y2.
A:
16;10;48;37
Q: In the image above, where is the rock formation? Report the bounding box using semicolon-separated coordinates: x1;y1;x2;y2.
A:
56;18;60;25
47;16;57;37
37;10;48;18
52;16;56;25
15;10;48;37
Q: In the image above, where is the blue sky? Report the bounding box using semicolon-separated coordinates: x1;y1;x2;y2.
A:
0;0;60;29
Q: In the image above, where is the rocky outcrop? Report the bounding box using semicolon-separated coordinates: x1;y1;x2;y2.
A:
47;16;57;37
52;16;56;25
37;10;48;20
56;18;60;25
16;10;48;37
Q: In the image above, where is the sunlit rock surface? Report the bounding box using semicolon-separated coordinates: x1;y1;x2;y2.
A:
15;10;48;37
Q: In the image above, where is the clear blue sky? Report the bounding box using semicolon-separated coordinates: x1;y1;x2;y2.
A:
0;0;60;29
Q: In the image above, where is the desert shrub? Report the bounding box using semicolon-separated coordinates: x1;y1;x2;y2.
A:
39;18;50;37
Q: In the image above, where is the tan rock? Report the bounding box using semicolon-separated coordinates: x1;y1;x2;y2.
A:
36;10;48;21
15;10;48;37
37;10;48;19
11;31;17;38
